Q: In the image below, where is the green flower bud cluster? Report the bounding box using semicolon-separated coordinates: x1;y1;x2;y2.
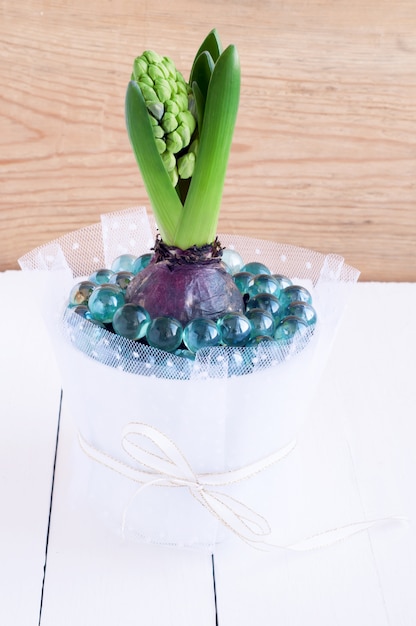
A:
132;50;198;186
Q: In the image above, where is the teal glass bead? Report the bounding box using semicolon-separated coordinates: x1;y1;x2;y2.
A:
132;253;153;275
247;274;280;297
246;308;275;338
66;311;107;353
146;316;183;352
109;271;135;291
272;274;292;290
72;304;93;320
274;315;308;341
233;271;254;295
281;285;312;306
183;318;221;353
112;303;150;340
241;261;271;275
68;280;95;306
88;284;125;323
111;254;137;273
89;268;114;284
246;293;281;318
174;348;196;361
221;248;244;274
246;335;276;346
217;312;251;347
286;301;317;325
88;318;107;329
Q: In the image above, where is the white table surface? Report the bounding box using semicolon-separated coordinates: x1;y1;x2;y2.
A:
1;271;415;625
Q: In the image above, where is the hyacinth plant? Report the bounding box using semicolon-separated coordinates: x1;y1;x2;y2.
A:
124;29;245;324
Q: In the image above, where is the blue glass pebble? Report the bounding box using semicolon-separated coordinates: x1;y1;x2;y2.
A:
286;301;317;325
274;315;308;341
72;304;94;320
88;318;108;330
111;254;137;273
174;348;196;361
272;274;293;290
183;318;221;353
67;306;94;327
247;274;280;297
88;284;125;323
109;271;135;290
66;313;107;353
281;285;312;306
132;253;153;274
89;268;114;284
241;261;271;275
68;280;96;306
246;335;276;346
246;293;281;318
221;248;244;274
246;308;275;338
146;317;183;352
217;312;251;347
233;271;254;295
112;304;150;340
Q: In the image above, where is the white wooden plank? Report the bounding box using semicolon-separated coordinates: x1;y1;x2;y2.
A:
0;271;62;625
213;283;416;625
40;400;216;626
329;283;416;625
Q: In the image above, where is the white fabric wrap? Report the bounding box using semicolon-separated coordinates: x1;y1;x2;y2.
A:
19;207;363;550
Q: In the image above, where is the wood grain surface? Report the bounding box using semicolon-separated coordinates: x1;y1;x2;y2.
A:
1;0;415;279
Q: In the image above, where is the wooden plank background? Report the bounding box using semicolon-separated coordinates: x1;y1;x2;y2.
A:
1;0;415;280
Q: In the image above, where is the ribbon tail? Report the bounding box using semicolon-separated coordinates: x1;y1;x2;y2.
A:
191;487;271;544
121;478;169;540
287;515;410;552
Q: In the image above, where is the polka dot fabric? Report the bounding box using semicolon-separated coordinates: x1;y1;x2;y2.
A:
19;207;359;381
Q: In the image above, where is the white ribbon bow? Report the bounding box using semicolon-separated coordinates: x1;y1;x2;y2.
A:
79;423;408;549
79;422;296;545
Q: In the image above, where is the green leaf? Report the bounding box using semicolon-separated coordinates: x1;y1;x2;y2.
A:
174;44;240;248
189;51;214;130
190;51;214;97
125;81;182;244
190;29;222;84
191;80;205;130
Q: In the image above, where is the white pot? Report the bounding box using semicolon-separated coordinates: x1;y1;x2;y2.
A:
19;207;359;550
